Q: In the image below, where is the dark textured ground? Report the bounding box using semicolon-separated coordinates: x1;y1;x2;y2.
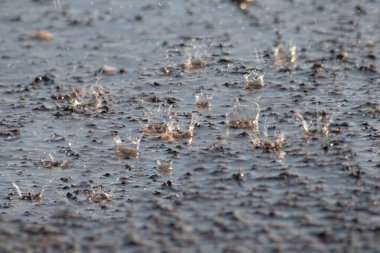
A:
0;0;379;252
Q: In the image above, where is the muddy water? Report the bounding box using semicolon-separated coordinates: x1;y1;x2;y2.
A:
0;0;379;252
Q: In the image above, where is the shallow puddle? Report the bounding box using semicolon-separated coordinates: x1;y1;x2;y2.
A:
0;0;379;252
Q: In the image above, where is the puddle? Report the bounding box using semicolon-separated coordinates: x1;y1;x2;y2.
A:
0;0;379;252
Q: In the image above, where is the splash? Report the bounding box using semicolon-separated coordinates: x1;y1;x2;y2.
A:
296;111;332;138
70;84;104;110
195;92;213;109
114;133;141;159
250;132;286;152
12;182;43;202
182;40;209;70
54;0;61;9
154;114;197;144
226;100;260;129
273;44;297;66
35;153;69;169
243;70;265;90
142;105;173;135
87;190;113;202
156;159;174;174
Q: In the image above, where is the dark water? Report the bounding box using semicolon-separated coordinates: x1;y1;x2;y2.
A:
0;0;379;252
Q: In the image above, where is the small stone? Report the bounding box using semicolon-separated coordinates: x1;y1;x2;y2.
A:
33;30;54;41
99;64;117;74
161;180;173;189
